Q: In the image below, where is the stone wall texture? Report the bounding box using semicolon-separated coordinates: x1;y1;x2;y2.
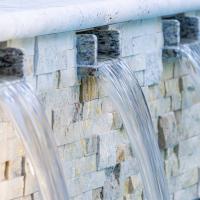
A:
0;12;200;200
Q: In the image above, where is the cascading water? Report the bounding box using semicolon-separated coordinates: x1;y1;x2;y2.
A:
0;82;69;200
180;42;200;73
98;60;169;200
178;42;200;101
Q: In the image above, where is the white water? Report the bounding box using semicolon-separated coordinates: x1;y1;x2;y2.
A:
99;60;169;200
0;82;69;200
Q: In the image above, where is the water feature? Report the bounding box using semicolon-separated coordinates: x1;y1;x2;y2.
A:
98;60;169;200
180;42;200;73
0;82;69;200
178;42;200;104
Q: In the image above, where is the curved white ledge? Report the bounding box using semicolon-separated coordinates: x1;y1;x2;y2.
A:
0;0;200;41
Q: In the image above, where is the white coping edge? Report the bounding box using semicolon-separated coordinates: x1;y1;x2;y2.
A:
0;0;200;42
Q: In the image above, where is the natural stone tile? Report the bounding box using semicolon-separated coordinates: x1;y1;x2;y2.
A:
35;32;76;74
123;177;134;195
116;144;132;164
110;18;162;38
0;137;25;163
173;168;199;192
58;68;78;88
164;146;179;179
146;82;165;102
158;112;178;149
174;184;198;200
122;54;146;72
63;141;84;161
98;130;129;170
148;97;171;118
162;61;175;80
0;163;5;182
180;103;200;140
179;135;200;157
80;76;99;102
62;155;97;179
124;190;143;200
144;51;163;86
24;161;38;196
81;113;114;138
56;112;114;146
165;78;180;97
62;159;76;179
6;38;34;56
82;99;103;120
81;136;99;156
66;48;77;69
97;78;109;98
120;158;139;180
74;155;97;177
110;19;163;56
171;93;182;111
104;164;121;200
112;112;123;130
174;59;191;78
130;175;143;191
6;158;23;179
67;171;105;197
179;154;200;173
181;75;200;108
36;72;59;91
52;104;82;145
101;97;115;114
0;176;24;199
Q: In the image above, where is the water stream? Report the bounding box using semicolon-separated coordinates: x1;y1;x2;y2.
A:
99;60;169;200
180;42;200;73
0;82;69;200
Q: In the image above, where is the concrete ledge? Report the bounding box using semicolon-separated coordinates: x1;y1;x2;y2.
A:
0;0;200;41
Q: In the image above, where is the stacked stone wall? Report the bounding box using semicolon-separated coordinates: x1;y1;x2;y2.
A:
0;13;200;200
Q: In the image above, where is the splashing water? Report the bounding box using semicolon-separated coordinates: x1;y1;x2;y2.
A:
99;60;169;200
0;82;69;200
